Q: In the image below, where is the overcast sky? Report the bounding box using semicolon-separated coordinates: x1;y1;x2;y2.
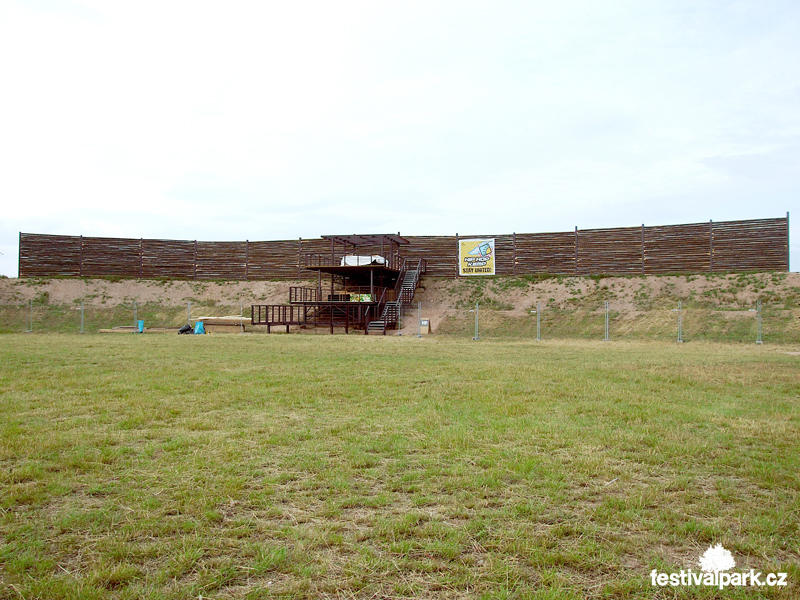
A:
1;0;797;277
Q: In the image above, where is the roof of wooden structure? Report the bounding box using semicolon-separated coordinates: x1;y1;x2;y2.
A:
320;233;409;246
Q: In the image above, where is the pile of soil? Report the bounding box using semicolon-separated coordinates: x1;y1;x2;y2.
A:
1;272;798;336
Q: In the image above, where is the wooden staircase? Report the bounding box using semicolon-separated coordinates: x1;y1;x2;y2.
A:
366;258;425;334
366;301;400;334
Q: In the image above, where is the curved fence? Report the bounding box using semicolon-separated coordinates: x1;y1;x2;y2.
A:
18;216;789;280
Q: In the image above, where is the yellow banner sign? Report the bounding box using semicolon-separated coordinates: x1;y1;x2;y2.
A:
459;238;495;276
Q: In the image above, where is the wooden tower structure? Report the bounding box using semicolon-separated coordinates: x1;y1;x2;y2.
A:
251;234;426;334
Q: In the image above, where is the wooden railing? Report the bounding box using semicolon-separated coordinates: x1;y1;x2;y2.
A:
289;286;388;303
304;253;403;270
252;304;307;326
289;287;318;303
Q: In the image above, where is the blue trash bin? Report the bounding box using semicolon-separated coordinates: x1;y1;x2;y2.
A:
137;320;144;333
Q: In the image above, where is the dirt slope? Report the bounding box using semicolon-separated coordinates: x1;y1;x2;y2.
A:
1;272;798;337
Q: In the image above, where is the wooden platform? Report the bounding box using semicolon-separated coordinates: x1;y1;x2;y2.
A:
99;326;180;334
194;316;251;333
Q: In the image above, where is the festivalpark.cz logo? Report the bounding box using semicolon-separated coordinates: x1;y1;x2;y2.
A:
650;544;788;590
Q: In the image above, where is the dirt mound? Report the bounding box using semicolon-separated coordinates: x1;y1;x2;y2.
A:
2;272;798;339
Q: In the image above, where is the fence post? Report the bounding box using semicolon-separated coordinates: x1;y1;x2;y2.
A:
80;300;84;334
641;224;645;276
756;300;763;344
603;301;609;341
27;298;33;332
512;232;517;276
536;301;541;341
455;233;459;277
574;227;578;276
709;220;714;273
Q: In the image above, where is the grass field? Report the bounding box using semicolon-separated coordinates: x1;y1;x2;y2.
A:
1;334;798;598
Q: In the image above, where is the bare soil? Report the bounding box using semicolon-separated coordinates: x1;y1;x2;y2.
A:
1;272;798;335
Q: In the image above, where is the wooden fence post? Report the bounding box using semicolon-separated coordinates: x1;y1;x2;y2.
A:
709;220;714;273
455;233;459;277
574;227;578;276
641;224;645;276
512;232;517;276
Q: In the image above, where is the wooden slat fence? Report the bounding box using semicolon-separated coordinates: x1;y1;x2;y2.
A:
644;223;711;275
515;231;577;275
18;216;789;279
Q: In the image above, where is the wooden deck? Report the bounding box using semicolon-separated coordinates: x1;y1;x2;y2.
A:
251;234;425;335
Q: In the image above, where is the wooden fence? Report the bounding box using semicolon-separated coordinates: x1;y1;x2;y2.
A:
18;216;789;280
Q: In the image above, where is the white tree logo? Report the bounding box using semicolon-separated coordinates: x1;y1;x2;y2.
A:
698;544;736;573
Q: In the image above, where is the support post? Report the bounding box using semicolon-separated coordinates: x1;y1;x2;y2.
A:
574;227;578;276
536;301;541;341
603;301;609;341
709;220;714;273
80;300;84;334
641;224;645;276
756;300;763;344
471;301;480;340
455;233;459;277
512;232;517;276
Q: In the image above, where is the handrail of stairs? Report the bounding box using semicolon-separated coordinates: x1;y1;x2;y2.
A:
364;287;388;334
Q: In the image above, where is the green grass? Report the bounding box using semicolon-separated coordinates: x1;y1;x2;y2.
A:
1;335;799;598
439;305;800;344
0;302;242;335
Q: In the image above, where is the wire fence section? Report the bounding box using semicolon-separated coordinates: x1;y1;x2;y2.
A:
2;297;796;344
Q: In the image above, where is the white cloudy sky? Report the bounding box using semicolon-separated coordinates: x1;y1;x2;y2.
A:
1;0;798;277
